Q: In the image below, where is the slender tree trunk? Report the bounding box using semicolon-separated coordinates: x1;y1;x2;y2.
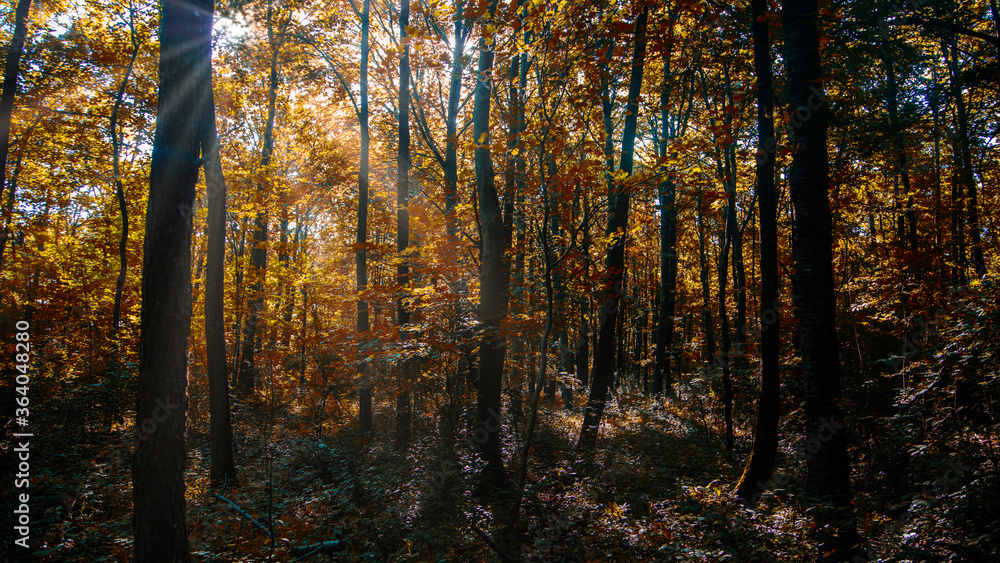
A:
946;37;986;279
110;21;140;338
357;0;372;433
737;0;780;506
395;0;412;450
782;0;865;558
132;0;213;559
577;8;648;454
652;47;678;397
723;66;746;366
0;0;32;263
942;40;967;284
697;186;714;364
237;1;279;396
203;91;237;488
0;153;21;269
884;51;916;251
718;190;734;456
473;0;509;486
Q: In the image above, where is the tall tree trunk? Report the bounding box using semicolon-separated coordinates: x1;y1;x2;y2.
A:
237;1;279;396
737;0;779;506
473;0;509;486
577;8;648;454
782;0;865;558
357;0;372;433
0;153;21;269
718;186;734;456
395;0;412;450
0;0;32;263
203;91;237;488
652;47;677;398
946;36;986;279
110;17;140;338
697;185;714;364
132;0;212;559
884;50;916;251
942;40;967;285
723;65;746;366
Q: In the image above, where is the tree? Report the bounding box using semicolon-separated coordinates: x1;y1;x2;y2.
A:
357;0;372;433
203;67;237;488
0;0;32;267
473;0;509;487
132;0;213;559
736;0;779;507
237;0;281;396
395;0;413;450
110;5;141;338
577;6;648;454
781;0;865;558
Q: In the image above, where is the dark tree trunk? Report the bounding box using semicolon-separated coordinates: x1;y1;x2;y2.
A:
203;96;237;488
473;0;509;486
395;0;412;451
357;0;372;434
718;191;734;456
697;186;714;364
0;0;31;265
946;36;986;279
577;8;648;454
782;0;865;558
132;0;213;559
884;51;916;251
737;0;780;506
942;40;967;285
652;47;678;397
110;18;139;338
723;66;747;366
238;1;279;396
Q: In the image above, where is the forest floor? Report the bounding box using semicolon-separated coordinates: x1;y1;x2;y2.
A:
12;375;944;562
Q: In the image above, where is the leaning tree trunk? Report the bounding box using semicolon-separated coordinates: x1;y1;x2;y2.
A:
736;0;780;506
0;0;32;266
577;8;648;454
395;0;412;451
473;0;509;487
782;0;865;558
237;0;279;396
110;19;139;339
132;0;213;559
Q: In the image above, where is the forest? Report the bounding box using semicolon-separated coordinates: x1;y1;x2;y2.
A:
1;0;998;560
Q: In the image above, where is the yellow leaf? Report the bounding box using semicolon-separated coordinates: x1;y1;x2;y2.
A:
478;133;487;144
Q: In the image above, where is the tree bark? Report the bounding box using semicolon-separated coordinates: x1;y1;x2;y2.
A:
737;0;780;506
357;0;372;434
946;36;986;279
395;0;412;451
203;78;237;488
782;0;865;558
577;8;648;454
0;0;32;261
110;16;140;338
132;0;212;559
473;0;509;486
